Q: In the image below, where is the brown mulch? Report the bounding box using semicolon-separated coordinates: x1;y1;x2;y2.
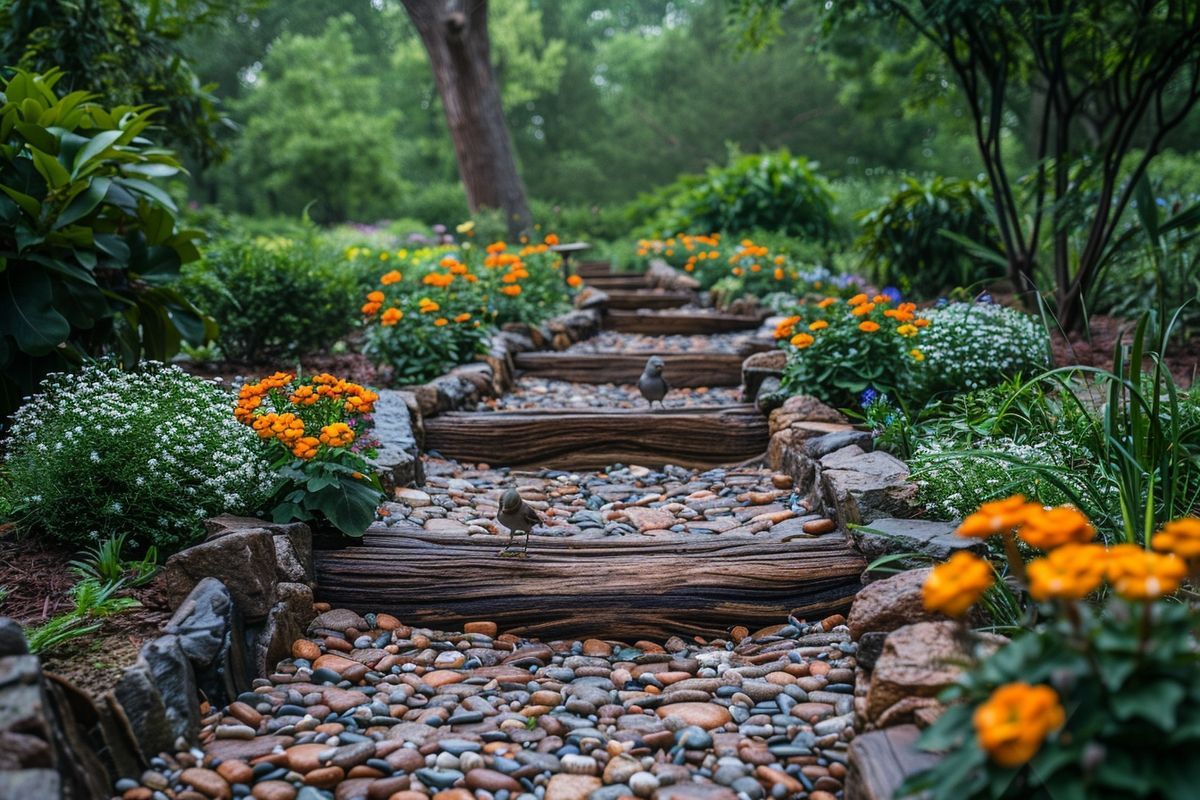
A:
179;351;383;387
1050;314;1198;388
0;531;174;697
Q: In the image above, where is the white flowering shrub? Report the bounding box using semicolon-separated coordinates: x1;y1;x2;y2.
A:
917;302;1051;397
4;363;274;550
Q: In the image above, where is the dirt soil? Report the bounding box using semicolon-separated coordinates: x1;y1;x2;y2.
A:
0;531;174;696
179;350;383;387
1049;314;1198;388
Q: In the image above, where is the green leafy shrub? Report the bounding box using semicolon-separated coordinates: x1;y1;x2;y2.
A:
916;301;1051;398
0;68;211;418
178;235;359;361
777;292;929;408
4;362;273;550
632;150;838;241
856;175;1002;298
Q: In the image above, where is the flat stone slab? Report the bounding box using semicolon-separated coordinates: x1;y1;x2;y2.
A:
850;518;987;576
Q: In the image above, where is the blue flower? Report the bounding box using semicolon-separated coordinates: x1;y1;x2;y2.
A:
860;387;880;408
935;297;950;308
977;292;993;304
882;286;902;303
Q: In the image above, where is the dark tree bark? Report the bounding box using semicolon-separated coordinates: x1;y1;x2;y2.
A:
401;0;532;237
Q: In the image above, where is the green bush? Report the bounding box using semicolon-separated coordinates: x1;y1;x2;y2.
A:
396;181;470;226
4;362;273;550
0;68;211;419
631;150;838;241
917;301;1051;398
856;175;1002;298
178;235;359;361
529;199;631;243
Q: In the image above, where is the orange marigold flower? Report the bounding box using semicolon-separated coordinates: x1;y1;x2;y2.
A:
501;285;522;296
380;307;403;326
292;436;321;460
790;332;815;349
910;348;925;361
367;290;385;303
957;495;1034;538
423;273;454;288
486;241;507;254
852;303;877;317
1105;544;1187;600
361;301;382;316
1018;505;1095;550
922;551;994;617
434;317;449;327
567;274;583;288
418;299;440;313
858;321;880;333
774;268;785;281
817;297;838;309
1027;543;1107;601
1151;517;1200;559
848;293;869;306
773;316;801;340
974;683;1065;768
454;312;472;323
809;320;828;331
380;270;402;285
915;318;930;328
544;233;560;246
318;422;355;448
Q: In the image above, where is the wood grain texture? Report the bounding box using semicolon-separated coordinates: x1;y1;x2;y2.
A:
514;351;748;386
601;290;694;310
603;309;766;335
583;275;652;291
575;260;622;277
314;524;866;639
424;405;769;469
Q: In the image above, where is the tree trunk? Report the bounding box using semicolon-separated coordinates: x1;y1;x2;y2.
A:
401;0;532;237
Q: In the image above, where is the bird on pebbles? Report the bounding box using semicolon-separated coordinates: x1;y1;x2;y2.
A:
496;487;542;558
638;355;669;410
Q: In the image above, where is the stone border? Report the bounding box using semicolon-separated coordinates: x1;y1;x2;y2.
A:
0;515;318;797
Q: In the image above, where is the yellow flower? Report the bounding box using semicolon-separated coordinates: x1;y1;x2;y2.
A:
1151;517;1200;559
974;683;1065;768
922;551;994;617
790;332;815;349
380;307;403;326
1018;505;1095;550
957;495;1034;538
1027;543;1107;601
381;270;402;285
858;321;880;333
896;323;918;337
909;348;925;361
456;220;475;233
379;251;390;261
808;320;828;331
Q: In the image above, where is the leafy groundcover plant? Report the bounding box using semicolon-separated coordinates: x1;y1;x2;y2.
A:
4;362;272;550
916;301;1051;398
776;291;929;407
907;497;1200;799
235;371;384;537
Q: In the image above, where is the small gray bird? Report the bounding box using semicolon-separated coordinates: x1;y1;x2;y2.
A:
496;487;542;557
638;355;669;409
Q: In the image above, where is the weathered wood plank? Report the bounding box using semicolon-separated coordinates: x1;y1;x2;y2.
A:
584;275;652;291
604;309;765;335
575;260;621;277
314;525;865;639
514;351;748;387
601;290;694;310
424;405;769;469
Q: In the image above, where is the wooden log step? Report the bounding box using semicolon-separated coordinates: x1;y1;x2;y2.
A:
514;351;747;387
601;289;694;310
313;524;865;640
584;275;652;290
575;260;619;277
604;309;765;335
424;405;768;470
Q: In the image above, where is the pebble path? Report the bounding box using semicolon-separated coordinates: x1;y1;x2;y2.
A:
560;332;765;356
477;380;742;413
384;461;838;541
114;610;856;800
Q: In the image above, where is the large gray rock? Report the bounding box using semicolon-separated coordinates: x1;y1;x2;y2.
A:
371;389;424;491
0;770;61;799
162;529;279;621
851;518;986;577
0;617;29;656
820;446;918;525
140;635;199;745
111;657;176;756
254;582;316;676
164;578;247;706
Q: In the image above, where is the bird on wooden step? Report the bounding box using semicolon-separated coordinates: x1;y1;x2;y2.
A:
638;355;669;409
496;487;542;558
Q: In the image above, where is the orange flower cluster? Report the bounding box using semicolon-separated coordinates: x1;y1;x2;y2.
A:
635;233;720;260
235;372;376;460
957;496;1095;549
922;551;995;616
974;683;1065;767
774;294;929;361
